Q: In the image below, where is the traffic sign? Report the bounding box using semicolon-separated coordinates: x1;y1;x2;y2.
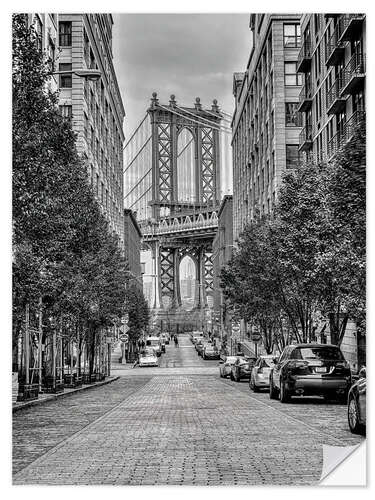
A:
120;333;129;343
119;324;129;335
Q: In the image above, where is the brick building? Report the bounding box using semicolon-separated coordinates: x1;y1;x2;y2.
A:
232;14;302;242
57;14;125;248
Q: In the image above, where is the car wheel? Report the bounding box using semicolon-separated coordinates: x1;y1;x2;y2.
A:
280;380;291;403
269;376;278;399
348;396;363;434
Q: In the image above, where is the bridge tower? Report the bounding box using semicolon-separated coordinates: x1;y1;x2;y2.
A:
126;93;225;326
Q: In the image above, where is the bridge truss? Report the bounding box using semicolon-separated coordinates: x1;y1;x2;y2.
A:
124;93;231;314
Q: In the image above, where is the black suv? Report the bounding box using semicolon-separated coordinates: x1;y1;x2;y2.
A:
269;343;351;403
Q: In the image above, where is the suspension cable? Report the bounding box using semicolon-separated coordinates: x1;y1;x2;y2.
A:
123;167;152;199
123;135;152;174
175;104;232;132
204;108;232;122
158;104;232;135
123;113;149;150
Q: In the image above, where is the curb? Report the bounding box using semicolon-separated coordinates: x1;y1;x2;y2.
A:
12;376;120;413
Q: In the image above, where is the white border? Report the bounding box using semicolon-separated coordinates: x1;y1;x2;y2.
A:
1;1;373;499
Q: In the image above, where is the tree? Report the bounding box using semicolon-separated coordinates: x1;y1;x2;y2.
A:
221;124;366;352
12;14;130;378
125;283;150;359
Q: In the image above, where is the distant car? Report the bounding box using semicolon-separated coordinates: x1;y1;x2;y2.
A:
249;355;275;391
231;356;256;382
160;332;170;344
191;331;204;344
219;356;238;378
196;339;212;356
269;343;352;403
348;367;366;435
145;336;162;356
139;348;158;367
202;344;220;360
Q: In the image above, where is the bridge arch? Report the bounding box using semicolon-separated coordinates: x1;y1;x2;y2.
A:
179;254;197;310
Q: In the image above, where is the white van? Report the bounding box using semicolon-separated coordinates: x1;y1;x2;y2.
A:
145;336;162;356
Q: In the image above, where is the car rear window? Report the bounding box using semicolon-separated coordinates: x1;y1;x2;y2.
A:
292;346;344;361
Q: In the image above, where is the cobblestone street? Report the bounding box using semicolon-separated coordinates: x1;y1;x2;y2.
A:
13;334;364;485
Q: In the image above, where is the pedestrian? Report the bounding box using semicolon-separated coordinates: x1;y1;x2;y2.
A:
174;334;179;347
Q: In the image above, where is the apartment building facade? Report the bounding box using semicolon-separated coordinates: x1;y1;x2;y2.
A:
212;195;233;338
123;209;142;290
27;13;59;92
232;14;303;242
57;14;125;248
297;14;365;163
297;14;366;369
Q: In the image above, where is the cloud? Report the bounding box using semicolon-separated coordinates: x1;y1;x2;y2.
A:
112;13;251;137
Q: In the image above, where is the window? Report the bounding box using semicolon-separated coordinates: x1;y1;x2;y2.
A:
59;63;72;88
286;144;300;169
59;21;72;47
283;24;301;47
285;103;301;126
59;105;72;118
284;62;303;86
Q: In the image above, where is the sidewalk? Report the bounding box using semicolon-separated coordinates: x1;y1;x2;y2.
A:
12;375;119;413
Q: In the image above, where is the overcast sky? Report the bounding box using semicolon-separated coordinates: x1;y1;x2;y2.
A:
113;13;252;138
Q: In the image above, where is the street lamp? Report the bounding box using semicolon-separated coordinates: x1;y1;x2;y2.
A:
51;68;102;81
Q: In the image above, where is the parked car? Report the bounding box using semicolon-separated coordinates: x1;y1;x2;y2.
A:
269;343;352;403
231;355;256;382
145;336;162;357
219;356;239;378
196;339;211;356
202;344;220;360
348;367;366;435
191;331;204;344
249;355;275;391
139;348;158;367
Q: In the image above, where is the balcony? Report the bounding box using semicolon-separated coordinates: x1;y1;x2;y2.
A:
298;84;313;112
325;26;346;66
338;14;365;42
327;110;365;159
297;40;312;73
299;125;313;152
341;51;366;95
327;76;346;114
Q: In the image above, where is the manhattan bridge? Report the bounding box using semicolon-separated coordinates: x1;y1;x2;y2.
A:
124;93;232;329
